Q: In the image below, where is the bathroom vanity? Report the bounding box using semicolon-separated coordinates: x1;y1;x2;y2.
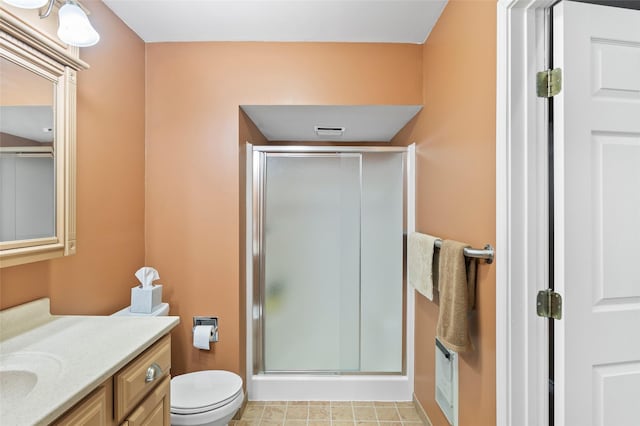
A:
0;299;180;425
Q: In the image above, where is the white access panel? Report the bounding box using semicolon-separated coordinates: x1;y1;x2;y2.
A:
435;339;458;426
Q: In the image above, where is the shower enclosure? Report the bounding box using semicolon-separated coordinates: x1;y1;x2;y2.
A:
247;145;415;400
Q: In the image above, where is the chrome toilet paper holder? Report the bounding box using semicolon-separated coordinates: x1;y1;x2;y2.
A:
193;316;219;342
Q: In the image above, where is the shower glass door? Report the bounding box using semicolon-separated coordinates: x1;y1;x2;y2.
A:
263;154;361;372
258;150;403;374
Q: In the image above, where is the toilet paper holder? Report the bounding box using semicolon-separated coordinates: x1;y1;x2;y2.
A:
193;316;219;342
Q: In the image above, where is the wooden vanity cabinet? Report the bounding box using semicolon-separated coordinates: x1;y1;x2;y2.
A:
53;385;109;426
53;335;172;426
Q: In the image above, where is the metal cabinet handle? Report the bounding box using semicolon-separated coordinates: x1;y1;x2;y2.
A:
145;362;163;383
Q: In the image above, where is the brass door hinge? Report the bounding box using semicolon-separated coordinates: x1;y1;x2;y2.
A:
536;68;562;98
537;289;562;320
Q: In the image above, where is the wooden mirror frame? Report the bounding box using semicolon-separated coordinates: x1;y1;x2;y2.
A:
0;10;88;268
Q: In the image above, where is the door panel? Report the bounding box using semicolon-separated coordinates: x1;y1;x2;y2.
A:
553;2;640;425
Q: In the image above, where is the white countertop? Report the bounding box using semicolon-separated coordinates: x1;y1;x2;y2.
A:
0;299;180;425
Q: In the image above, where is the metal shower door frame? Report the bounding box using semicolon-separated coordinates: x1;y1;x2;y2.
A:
251;145;408;375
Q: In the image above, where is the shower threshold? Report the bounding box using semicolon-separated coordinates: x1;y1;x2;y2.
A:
249;373;412;401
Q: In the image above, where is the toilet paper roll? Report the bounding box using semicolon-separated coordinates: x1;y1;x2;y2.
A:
193;325;214;350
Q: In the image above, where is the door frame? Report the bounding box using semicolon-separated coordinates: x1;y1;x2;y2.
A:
496;0;555;425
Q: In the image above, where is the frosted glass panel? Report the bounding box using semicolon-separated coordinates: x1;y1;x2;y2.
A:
15;156;55;240
360;153;403;372
263;154;361;372
0;155;55;241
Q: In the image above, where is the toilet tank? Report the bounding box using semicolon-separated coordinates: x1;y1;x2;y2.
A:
112;302;170;317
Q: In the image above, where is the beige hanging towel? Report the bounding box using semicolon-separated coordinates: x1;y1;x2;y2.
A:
436;239;477;352
408;232;438;301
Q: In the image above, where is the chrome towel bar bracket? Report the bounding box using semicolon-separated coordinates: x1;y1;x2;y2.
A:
434;240;495;264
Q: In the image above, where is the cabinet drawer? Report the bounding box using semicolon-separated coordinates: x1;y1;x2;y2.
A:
115;334;171;422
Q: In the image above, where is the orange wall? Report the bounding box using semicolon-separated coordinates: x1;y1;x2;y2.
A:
0;57;53;105
392;1;497;424
145;42;422;376
0;1;146;315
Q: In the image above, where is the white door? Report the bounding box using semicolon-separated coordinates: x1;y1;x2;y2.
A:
553;2;640;425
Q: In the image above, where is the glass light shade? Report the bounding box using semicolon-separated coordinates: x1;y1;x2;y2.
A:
2;0;49;8
56;2;99;47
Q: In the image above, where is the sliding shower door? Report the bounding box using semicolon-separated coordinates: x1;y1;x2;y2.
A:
257;149;404;374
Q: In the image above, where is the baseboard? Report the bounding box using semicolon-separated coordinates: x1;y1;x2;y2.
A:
413;393;433;426
233;392;248;420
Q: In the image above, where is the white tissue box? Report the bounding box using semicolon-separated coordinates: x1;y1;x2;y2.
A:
130;285;163;313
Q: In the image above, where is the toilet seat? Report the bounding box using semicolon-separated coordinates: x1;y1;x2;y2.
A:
171;370;243;415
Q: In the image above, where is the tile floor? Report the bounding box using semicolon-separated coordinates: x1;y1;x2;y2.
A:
231;401;425;426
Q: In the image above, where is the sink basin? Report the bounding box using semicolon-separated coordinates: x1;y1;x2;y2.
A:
0;370;38;402
0;352;63;404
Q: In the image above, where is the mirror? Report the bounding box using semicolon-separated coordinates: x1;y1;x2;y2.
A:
0;56;56;243
1;9;87;267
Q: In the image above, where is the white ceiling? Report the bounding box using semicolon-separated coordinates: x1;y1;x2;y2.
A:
241;105;422;142
102;0;448;43
0;106;53;143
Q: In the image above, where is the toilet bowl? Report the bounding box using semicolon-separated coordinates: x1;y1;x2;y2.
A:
112;304;245;426
170;370;244;426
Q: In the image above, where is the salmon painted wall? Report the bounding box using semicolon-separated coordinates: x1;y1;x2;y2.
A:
0;1;146;314
145;42;422;376
392;1;497;424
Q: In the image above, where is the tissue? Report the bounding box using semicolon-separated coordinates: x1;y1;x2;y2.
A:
131;267;163;313
135;267;160;288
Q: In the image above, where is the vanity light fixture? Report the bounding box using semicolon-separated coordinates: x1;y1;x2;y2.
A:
56;0;100;47
2;0;100;47
3;0;47;8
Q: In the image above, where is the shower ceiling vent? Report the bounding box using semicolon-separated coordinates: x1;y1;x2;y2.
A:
314;126;345;137
240;105;422;142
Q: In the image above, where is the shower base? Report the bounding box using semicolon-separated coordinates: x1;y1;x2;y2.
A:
249;374;412;401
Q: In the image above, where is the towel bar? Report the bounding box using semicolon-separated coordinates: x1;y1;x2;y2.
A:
434;240;495;264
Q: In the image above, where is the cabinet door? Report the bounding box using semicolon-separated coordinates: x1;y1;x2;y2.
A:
54;386;108;426
125;375;170;426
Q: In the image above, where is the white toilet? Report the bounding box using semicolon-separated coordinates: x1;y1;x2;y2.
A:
113;304;245;426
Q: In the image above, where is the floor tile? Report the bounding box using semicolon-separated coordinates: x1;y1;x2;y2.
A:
235;421;261;426
242;405;265;420
352;401;375;407
243;400;424;426
353;406;377;421
397;407;421;422
375;407;400;422
332;406;355;421
308;406;331;420
260;421;284;426
286;406;309;420
262;406;286;421
288;401;310;406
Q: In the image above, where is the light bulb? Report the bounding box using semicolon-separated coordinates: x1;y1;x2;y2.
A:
56;1;100;47
2;0;49;8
